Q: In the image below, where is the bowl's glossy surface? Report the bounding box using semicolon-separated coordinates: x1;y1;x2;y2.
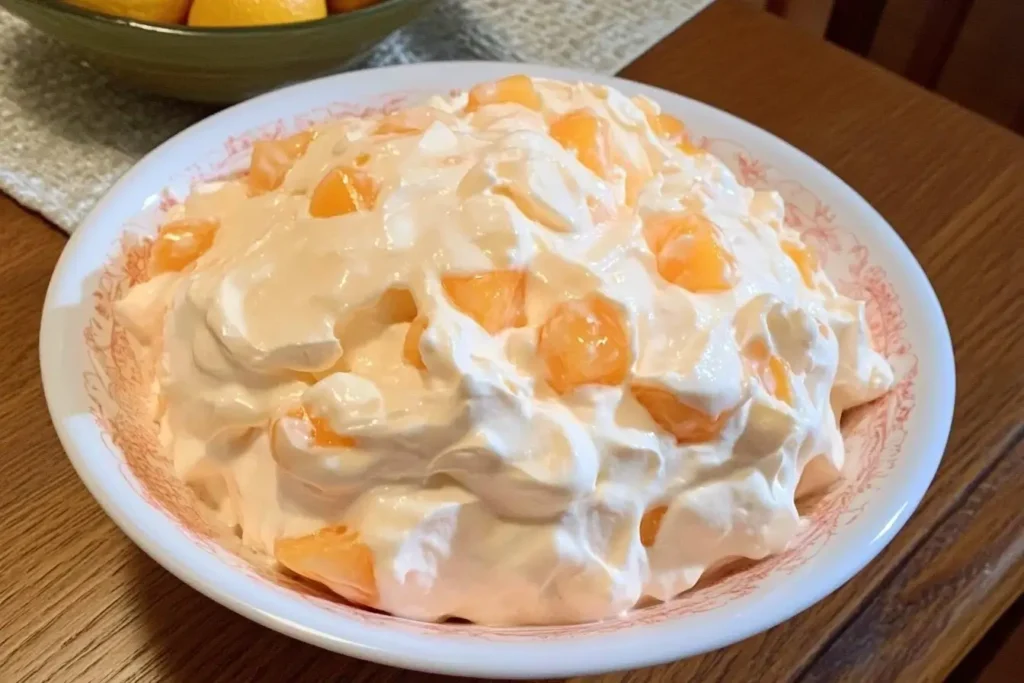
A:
39;62;955;678
0;0;434;102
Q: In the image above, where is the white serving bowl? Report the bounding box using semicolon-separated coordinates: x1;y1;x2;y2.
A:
39;62;955;679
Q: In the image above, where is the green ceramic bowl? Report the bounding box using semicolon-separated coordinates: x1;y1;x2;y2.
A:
0;0;436;102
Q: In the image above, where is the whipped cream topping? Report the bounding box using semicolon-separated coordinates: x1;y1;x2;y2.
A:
117;78;894;626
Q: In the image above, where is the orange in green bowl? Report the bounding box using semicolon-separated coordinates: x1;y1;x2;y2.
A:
0;0;437;103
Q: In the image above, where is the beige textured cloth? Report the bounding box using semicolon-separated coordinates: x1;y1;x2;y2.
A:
0;0;712;232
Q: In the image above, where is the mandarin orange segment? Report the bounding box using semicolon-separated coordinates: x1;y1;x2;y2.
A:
744;340;793;406
247;130;314;196
281;130;314;157
275;525;378;605
640;505;667;547
632;386;729;444
640;108;700;154
310;167;378;218
766;356;792;405
189;0;325;26
283;406;356;449
781;241;818;287
633;97;703;154
644;214;736;293
403;317;428;369
648;112;686;141
549;110;612;178
466;75;542;112
677;138;702;156
309;415;356;448
151;217;220;274
659;230;736;293
442;270;527;334
537;294;630;394
643;214;687;254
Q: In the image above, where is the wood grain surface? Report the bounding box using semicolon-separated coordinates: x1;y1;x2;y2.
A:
802;429;1024;683
1;2;1023;681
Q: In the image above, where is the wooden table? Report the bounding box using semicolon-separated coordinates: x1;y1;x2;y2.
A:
2;2;1022;681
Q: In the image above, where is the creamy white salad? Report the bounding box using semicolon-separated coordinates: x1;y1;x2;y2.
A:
117;76;893;625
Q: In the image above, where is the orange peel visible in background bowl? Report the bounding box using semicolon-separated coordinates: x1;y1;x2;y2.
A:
188;0;327;27
65;0;192;23
62;0;388;27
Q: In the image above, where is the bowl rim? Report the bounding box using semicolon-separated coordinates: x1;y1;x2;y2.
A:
38;61;956;678
26;0;421;35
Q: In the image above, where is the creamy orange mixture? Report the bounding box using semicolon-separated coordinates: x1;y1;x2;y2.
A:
117;76;893;625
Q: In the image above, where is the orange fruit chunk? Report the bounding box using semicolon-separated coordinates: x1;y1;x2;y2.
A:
644;214;736;293
537;294;630;394
282;406;355;449
659;231;735;292
150;217;219;274
403;317;428;369
656;113;701;155
466;75;542;112
189;0;326;27
744;340;793;406
275;525;378;606
632;386;729;444
309;167;378;218
549;110;612;178
640;505;667;547
649;112;686;141
677;137;703;156
782;240;818;288
308;415;355;448
635;102;701;155
442;270;527;334
67;0;191;23
643;213;687;254
247;130;314;196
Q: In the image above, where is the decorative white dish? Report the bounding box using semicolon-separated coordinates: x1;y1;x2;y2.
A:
39;61;954;679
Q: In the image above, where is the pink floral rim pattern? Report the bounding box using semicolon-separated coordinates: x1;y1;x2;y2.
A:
82;98;918;640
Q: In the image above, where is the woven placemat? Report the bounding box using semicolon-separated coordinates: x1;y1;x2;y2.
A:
0;0;712;232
